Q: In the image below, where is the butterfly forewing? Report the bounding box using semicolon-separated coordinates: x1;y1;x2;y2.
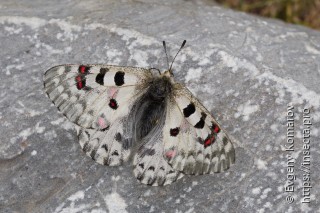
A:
163;86;235;175
44;65;153;129
44;64;153;168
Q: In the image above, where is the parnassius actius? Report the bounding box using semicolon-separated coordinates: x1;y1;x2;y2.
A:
43;40;235;186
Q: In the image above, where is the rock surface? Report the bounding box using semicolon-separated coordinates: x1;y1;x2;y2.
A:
1;0;320;212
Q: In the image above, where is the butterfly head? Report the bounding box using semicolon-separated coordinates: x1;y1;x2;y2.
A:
162;70;174;78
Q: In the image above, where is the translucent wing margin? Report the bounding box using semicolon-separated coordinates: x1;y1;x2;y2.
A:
163;86;235;175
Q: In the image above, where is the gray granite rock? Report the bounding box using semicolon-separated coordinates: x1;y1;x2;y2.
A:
0;0;319;212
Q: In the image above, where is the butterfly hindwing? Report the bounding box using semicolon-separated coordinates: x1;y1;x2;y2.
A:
132;112;183;186
44;64;153;129
163;86;235;175
133;136;184;186
76;118;131;166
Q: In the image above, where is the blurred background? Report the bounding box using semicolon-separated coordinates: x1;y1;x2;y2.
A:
215;0;320;30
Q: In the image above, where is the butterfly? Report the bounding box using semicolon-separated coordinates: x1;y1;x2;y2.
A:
43;40;235;186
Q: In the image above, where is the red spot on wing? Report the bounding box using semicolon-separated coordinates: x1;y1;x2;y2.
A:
75;66;90;90
75;75;85;89
79;66;85;73
212;123;220;133
204;132;216;148
79;65;89;74
98;117;107;129
204;138;211;148
165;150;176;159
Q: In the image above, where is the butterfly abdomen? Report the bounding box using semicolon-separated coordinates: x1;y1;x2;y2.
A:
135;100;166;140
129;77;171;142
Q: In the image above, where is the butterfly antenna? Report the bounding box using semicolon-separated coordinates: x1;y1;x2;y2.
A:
169;40;186;73
163;41;170;70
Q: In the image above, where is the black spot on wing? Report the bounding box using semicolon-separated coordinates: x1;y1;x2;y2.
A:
183;103;195;117
194;119;205;129
103;158;109;165
114;71;125;86
137;174;144;181
115;132;122;142
88;110;94;116
194;112;207;129
197;137;204;145
90;149;97;160
170;127;180;136
112;150;119;156
82;142;90;153
95;67;109;85
109;99;118;110
223;137;229;146
147;177;156;186
148;166;155;171
101;126;110;131
102;144;108;152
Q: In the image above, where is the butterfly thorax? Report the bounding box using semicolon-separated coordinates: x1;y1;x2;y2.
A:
148;75;173;102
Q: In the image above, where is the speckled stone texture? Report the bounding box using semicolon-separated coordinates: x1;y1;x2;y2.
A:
0;0;320;212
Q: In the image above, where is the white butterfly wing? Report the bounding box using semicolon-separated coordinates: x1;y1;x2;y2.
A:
44;65;152;129
163;86;235;175
44;65;153;166
132;119;183;186
76;119;130;166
